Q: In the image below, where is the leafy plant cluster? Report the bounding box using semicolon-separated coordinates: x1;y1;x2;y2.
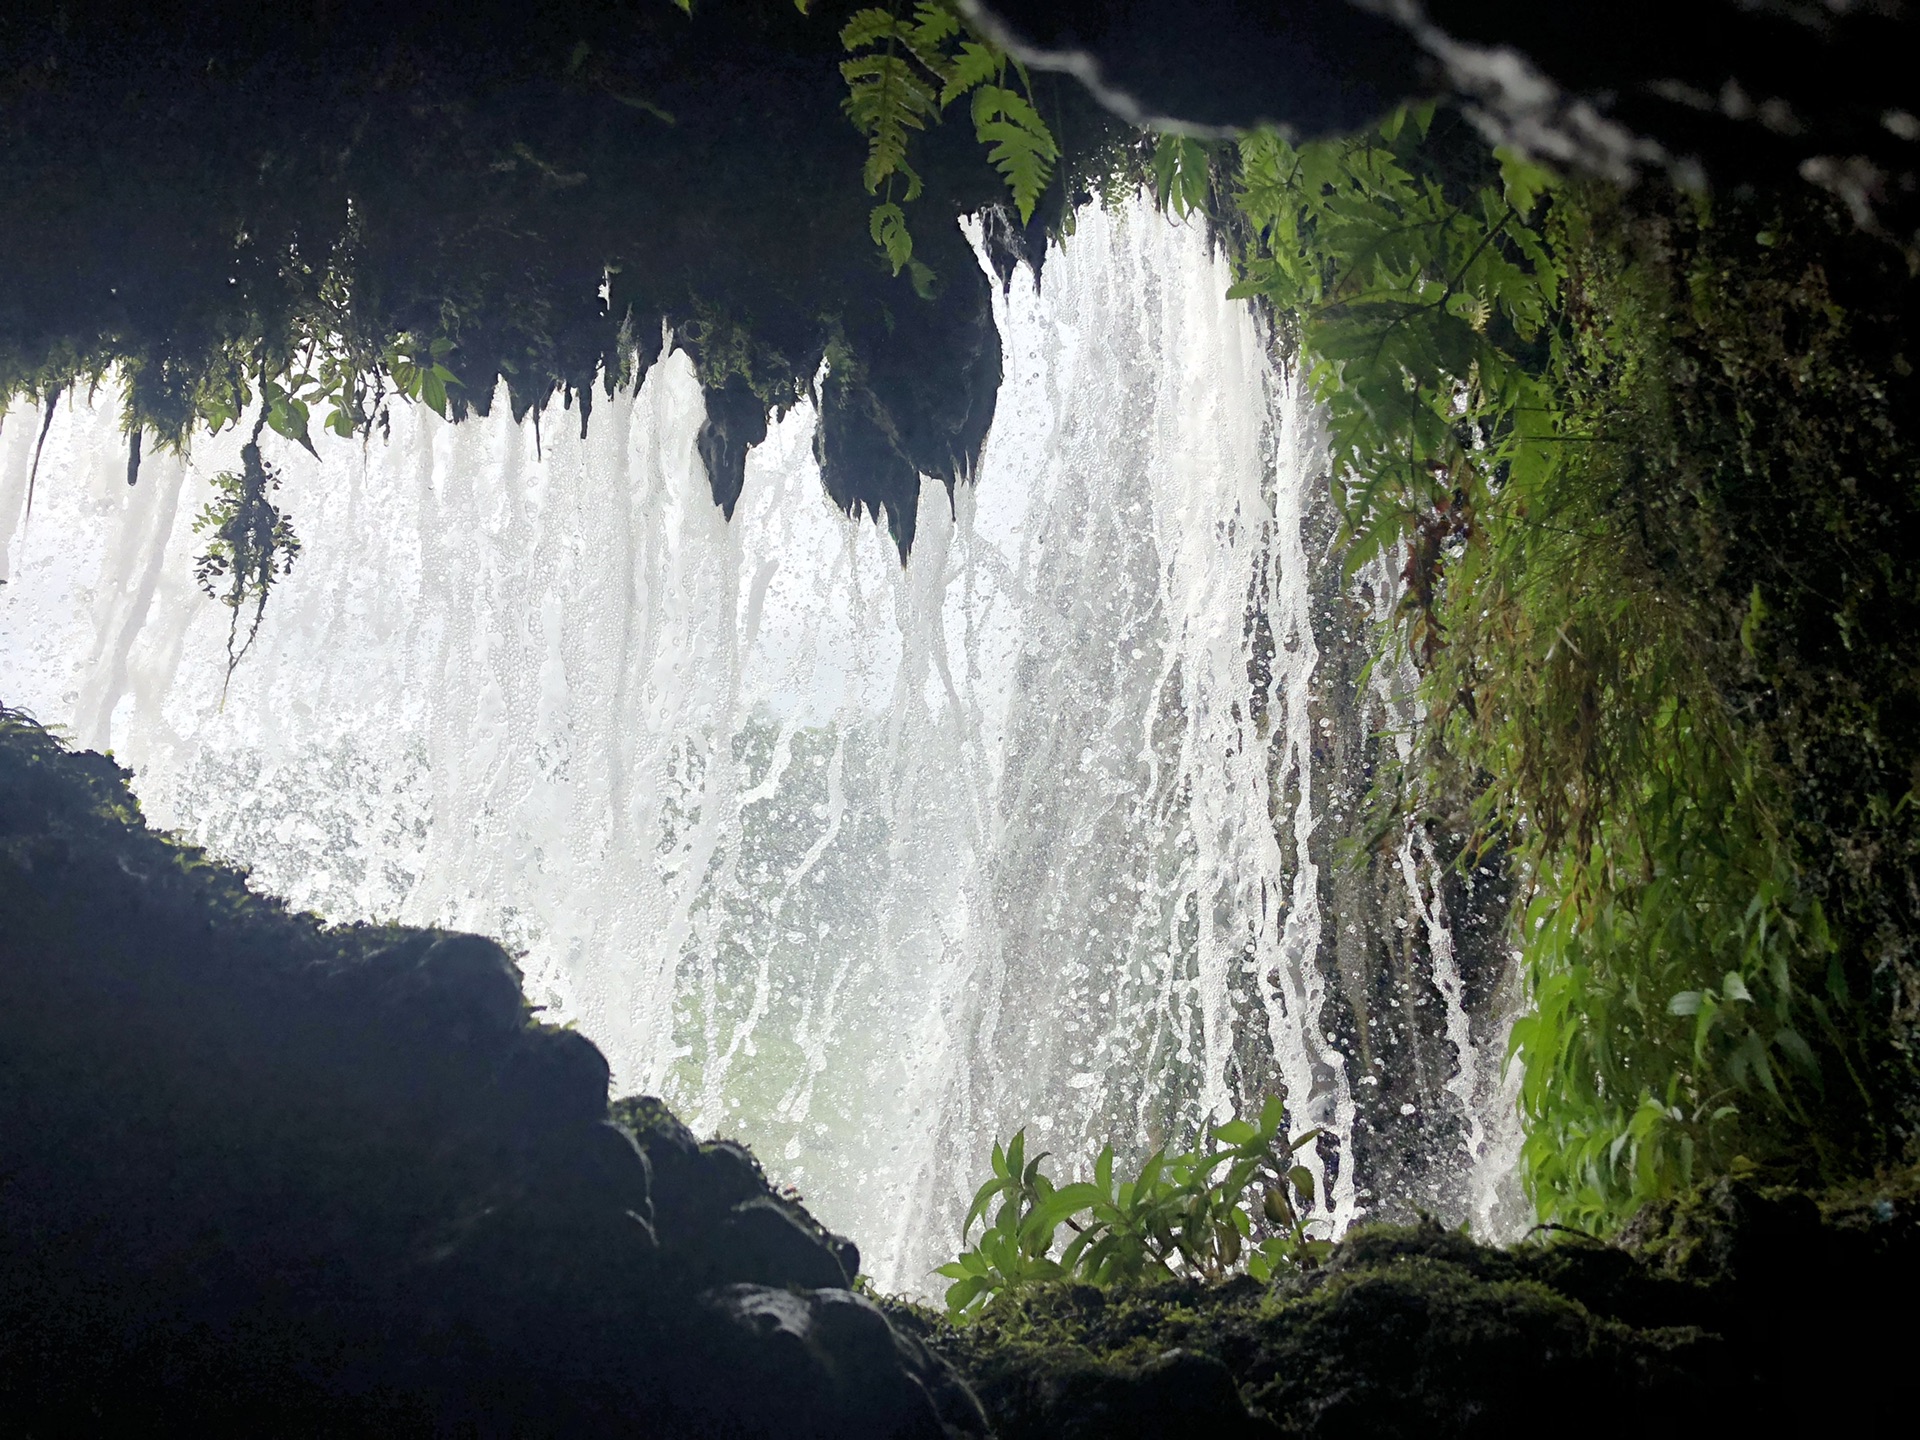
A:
938;1097;1329;1318
190;433;301;695
1177;104;1920;1227
836;1;1058;283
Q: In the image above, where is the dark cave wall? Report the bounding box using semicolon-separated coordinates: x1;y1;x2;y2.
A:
7;0;1915;574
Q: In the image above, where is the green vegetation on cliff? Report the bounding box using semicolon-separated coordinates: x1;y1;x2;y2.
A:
1187;109;1920;1226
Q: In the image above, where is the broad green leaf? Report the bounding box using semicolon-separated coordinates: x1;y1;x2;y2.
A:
1289;1165;1316;1208
1494;144;1554;217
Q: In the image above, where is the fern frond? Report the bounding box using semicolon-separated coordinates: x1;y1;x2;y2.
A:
841;2;1040;273
841;54;940;194
840;8;903;50
842;4;954;71
941;40;1000;105
907;1;960;58
870;201;914;273
972;84;1058;223
1153;134;1211;218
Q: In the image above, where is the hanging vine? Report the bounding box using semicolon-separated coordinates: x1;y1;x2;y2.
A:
191;425;302;700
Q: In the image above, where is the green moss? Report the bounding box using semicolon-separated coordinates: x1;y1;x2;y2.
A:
927;1178;1920;1438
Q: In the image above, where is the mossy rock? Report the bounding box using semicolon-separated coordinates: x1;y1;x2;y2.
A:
932;1195;1920;1439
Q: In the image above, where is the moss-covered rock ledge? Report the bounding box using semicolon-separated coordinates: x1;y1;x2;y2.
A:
904;1175;1920;1439
0;708;982;1438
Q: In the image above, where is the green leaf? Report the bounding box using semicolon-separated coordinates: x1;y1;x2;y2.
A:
963;1174;1009;1238
870;202;914;273
971;84;1057;224
841;9;904;51
1134;1149;1167;1196
1494;145;1554;217
1262;1188;1292;1227
1153;133;1210;218
841;53;940;194
944;1274;987;1313
941;40;999;105
1289;1165;1316;1208
1258;1094;1287;1138
265;395;317;457
1775;1025;1818;1075
1285;1127;1325;1154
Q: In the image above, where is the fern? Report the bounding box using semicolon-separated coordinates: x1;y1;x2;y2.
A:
837;2;1059;270
971;83;1057;224
869;201;914;272
839;5;957;271
1153;134;1212;219
940;39;999;105
842;52;938;199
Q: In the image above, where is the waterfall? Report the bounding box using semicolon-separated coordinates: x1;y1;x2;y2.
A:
0;197;1518;1292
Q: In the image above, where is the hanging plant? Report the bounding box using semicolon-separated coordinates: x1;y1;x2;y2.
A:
191;432;302;699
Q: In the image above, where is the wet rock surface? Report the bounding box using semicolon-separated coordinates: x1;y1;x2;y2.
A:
0;711;982;1438
703;1285;991;1440
973;1;1920;239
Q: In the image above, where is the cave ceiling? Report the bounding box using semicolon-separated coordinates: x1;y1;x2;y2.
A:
3;1;1912;551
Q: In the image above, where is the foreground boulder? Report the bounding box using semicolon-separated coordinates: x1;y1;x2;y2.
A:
0;711;982;1438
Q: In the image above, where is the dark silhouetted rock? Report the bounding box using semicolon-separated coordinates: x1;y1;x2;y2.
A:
971;0;1920;238
1015;1347;1272;1440
612;1094;864;1293
703;1284;990;1440
0;711;984;1439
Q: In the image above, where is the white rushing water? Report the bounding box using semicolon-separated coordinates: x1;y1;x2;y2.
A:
1;198;1511;1290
